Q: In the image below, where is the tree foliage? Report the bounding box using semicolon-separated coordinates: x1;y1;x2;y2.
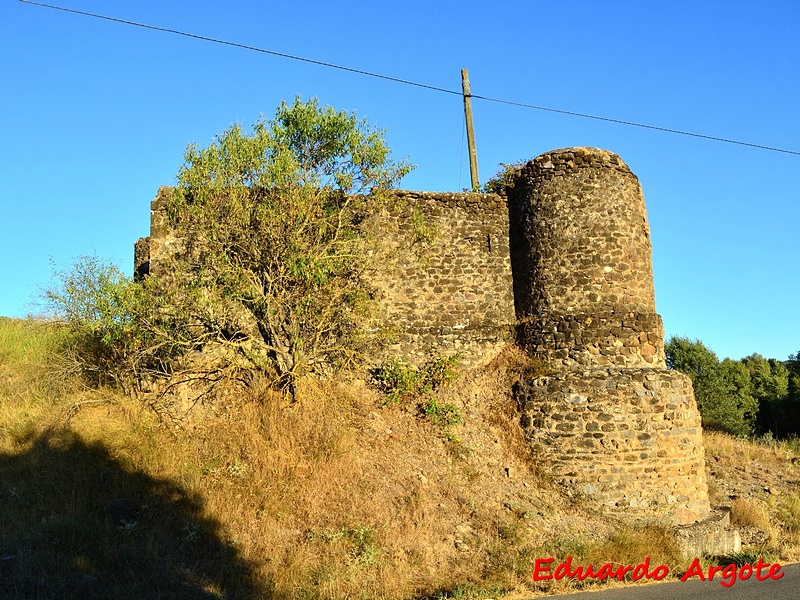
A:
743;353;791;437
786;353;800;434
665;336;800;438
43;98;413;398
483;160;527;194
162;97;414;392
42;255;198;392
665;336;757;436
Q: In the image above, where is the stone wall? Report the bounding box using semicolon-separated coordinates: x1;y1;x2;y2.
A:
134;187;183;280
373;191;514;365
133;236;150;281
134;188;516;366
505;148;710;525
516;369;708;524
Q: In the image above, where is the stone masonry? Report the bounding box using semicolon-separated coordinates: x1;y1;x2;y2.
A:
507;148;665;369
372;191;515;365
135;188;516;367
507;148;709;524
134;146;711;525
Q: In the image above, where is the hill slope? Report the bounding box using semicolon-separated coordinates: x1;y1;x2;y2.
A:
1;317;798;599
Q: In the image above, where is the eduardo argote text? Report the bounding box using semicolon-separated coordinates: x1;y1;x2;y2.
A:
533;556;784;588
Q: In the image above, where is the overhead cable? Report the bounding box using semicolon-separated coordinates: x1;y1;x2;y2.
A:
19;0;800;157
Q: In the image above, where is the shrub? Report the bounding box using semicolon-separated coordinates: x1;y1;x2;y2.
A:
423;397;462;429
41;99;414;399
164;97;414;395
42;255;198;392
483;160;527;194
372;354;460;402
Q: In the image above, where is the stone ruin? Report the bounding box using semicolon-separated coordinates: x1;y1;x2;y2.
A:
506;148;709;525
135;147;728;534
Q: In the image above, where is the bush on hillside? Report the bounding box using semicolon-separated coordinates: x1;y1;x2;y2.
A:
43;98;414;398
42;255;201;393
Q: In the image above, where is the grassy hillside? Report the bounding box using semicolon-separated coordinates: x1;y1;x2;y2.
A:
1;317;798;599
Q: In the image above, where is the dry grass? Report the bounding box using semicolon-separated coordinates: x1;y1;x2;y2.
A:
0;317;73;443
585;525;684;570
0;321;614;598
704;429;799;465
730;497;779;549
704;429;800;561
1;322;564;598
502;523;692;599
730;498;772;530
775;496;800;562
6;321;796;598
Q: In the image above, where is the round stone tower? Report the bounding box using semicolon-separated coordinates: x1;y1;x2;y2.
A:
508;147;710;525
508;147;665;369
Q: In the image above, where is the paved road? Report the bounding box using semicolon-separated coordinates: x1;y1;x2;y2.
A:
536;562;800;600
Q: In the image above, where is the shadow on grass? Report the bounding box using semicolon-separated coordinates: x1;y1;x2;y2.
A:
0;430;268;599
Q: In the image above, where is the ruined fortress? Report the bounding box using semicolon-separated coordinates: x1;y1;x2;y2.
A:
135;147;714;529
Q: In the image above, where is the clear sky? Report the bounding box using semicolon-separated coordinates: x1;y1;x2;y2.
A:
2;0;798;362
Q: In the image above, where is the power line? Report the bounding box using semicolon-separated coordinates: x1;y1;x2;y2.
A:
20;0;800;158
19;0;461;97
469;95;800;156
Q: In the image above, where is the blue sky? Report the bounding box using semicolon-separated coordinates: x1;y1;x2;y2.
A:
2;0;798;362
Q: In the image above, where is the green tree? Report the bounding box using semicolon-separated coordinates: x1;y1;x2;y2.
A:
43;99;413;399
788;351;800;402
717;358;759;436
743;353;790;436
743;354;789;403
665;336;757;436
162;97;414;393
784;352;800;435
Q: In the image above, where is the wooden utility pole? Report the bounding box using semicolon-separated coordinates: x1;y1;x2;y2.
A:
461;68;480;192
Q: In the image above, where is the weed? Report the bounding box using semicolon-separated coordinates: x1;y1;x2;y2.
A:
785;435;800;455
544;536;590;561
424;397;462;429
410;207;440;249
484;534;536;582
309;528;345;544
372;354;460;402
759;431;777;446
309;525;380;566
372;358;420;402
495;519;521;542
346;526;380;566
445;433;474;461
585;525;683;572
731;497;772;530
423;582;509;599
227;458;248;478
422;354;461;389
